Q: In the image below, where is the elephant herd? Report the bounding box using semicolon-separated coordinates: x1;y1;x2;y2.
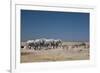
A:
22;38;62;50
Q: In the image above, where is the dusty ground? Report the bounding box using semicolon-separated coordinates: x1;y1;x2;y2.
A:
21;42;89;63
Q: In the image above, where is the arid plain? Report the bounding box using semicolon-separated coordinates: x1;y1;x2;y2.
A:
21;41;89;63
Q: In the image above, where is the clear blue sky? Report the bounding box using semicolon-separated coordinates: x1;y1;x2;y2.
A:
21;10;89;42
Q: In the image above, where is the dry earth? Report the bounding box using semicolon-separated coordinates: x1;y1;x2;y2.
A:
21;42;89;63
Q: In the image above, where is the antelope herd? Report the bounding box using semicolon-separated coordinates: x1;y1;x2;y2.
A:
21;38;89;51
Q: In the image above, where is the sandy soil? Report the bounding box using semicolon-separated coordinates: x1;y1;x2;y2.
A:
21;42;89;63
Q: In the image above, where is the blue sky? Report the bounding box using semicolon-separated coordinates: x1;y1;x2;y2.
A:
21;10;89;42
